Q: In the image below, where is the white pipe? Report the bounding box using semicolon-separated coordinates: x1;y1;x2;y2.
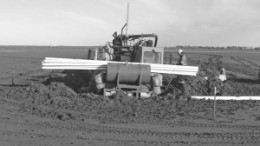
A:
43;63;198;71
42;66;197;75
44;57;198;69
42;57;199;75
192;96;260;100
44;60;198;70
42;67;106;70
42;64;197;72
42;67;196;76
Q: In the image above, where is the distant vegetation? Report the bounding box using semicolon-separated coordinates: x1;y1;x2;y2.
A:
166;46;260;50
1;45;260;50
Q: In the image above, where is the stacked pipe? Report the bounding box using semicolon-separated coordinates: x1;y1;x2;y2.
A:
42;57;199;76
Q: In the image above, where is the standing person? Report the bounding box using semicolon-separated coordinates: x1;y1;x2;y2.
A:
176;49;190;100
176;49;187;65
112;31;122;46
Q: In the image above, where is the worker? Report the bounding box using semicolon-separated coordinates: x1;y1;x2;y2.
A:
176;49;190;100
112;32;117;45
112;31;121;46
103;42;114;61
176;49;187;65
219;68;227;82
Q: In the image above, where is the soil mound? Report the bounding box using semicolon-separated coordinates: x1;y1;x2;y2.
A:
43;70;92;92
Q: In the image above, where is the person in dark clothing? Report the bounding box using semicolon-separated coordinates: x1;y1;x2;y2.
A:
112;31;122;46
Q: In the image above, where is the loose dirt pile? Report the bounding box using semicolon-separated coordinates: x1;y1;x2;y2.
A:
0;80;255;124
168;56;260;96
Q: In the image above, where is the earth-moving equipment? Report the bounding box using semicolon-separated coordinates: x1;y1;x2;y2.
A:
84;3;175;97
42;3;198;98
87;23;175;97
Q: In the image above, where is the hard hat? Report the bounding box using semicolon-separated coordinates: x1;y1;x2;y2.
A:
178;49;183;54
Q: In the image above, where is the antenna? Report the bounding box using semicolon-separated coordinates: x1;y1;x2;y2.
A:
125;2;129;36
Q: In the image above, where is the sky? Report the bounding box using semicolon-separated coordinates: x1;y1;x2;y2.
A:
0;0;260;47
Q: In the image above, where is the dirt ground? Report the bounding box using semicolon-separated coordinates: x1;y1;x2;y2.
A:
1;46;260;146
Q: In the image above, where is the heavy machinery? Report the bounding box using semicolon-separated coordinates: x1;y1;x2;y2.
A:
87;23;173;97
84;3;178;97
42;3;197;98
42;27;198;98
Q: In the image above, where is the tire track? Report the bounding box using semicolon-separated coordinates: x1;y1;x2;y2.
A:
1;124;260;145
230;57;257;69
29;119;260;144
239;57;259;68
19;103;260;131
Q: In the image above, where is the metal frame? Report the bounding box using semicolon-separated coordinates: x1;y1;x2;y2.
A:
141;47;164;64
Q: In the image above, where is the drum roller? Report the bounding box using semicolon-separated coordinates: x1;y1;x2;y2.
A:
106;63;151;85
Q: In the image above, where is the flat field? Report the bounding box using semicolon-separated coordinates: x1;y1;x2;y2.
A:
1;46;260;146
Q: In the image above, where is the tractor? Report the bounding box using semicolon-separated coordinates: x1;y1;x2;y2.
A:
87;24;174;98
